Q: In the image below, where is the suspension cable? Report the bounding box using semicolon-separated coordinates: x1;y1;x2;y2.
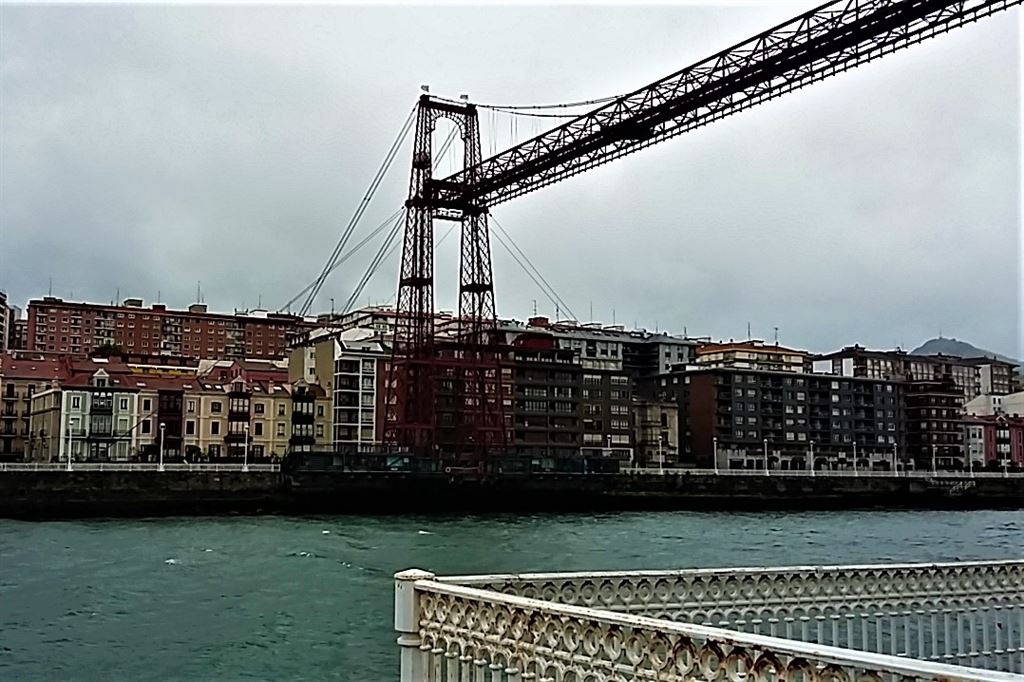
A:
285;117;460;315
433;93;620;111
333;127;463;317
298;103;417;315
278;207;405;313
340;210;406;314
490;214;577;320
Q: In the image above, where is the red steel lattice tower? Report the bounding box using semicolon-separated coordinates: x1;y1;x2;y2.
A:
386;95;505;465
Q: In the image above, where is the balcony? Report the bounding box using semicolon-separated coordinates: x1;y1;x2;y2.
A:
395;559;1022;681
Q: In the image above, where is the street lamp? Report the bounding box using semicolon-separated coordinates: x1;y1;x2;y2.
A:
712;436;719;475
931;444;937;474
809;440;815;477
658;433;664;473
763;438;769;476
892;442;898;475
65;421;74;472
243;423;250;472
158;422;166;472
852;441;858;476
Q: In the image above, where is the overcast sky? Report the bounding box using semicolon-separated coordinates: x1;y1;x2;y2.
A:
1;2;1020;358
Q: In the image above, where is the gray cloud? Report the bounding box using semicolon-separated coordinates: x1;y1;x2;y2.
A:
1;3;1020;359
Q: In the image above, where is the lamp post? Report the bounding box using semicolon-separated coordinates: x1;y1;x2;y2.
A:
852;441;858;476
892;442;898;475
931;444;937;475
968;448;974;478
158;422;166;472
658;433;664;473
809;440;815;477
243;423;250;472
763;438;769;476
712;436;719;475
65;421;73;472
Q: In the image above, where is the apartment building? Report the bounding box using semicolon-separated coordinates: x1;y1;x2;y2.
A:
695;340;813;373
500;319;639;460
1;351;65;460
903;377;964;469
963;414;1024;469
183;376;330;460
963;391;1024;418
26;297;314;359
817;346;1016;403
29;364;141;462
633;400;679;467
509;332;582;459
642;367;904;470
0;291;9;351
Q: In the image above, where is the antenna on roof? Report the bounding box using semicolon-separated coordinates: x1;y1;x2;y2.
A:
774;326;779;345
747;322;752;340
48;277;53;297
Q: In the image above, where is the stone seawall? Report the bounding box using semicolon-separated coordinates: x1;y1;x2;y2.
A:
0;470;1020;518
0;471;284;518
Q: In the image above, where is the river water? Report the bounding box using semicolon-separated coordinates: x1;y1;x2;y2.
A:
1;510;1021;680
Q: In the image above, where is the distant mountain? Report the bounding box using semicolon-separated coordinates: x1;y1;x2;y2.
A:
911;337;1020;367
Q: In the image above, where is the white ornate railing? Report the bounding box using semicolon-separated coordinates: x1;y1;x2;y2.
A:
396;560;1024;681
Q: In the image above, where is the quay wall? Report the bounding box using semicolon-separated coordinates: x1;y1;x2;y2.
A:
0;471;284;519
0;470;1020;518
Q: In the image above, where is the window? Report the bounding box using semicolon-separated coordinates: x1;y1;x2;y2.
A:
254;402;264;415
254;422;263;436
316;405;324;417
277;423;286;436
119;397;129;410
187;400;196;413
142;420;151;434
278;403;286;416
211;401;222;414
186;420;196;436
143;398;151;412
316;424;324;437
211;421;220;435
72;395;81;409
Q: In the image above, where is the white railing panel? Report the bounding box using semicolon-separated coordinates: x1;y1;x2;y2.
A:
441;561;1024;671
398;573;1021;682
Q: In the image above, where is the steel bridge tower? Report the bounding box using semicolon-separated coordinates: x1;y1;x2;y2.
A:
386;95;506;466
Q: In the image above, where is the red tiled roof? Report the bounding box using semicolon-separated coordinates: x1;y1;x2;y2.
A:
0;352;67;380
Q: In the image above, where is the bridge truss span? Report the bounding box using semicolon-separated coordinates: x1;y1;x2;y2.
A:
438;0;1021;208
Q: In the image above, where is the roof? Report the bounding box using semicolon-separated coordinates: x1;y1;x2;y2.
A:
697;341;809;356
0;351;66;381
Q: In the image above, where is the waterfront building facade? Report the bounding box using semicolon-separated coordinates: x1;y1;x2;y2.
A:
26;296;314;359
902;376;965;469
642;367;904;470
0;351;65;460
509;332;582;459
962;414;1024;469
818;345;1016;403
632;400;679;467
29;366;141;462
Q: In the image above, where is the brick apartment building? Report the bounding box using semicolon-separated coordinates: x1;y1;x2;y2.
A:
0;351;65;460
26;296;314;360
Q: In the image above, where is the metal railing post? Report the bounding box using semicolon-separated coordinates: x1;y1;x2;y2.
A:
396;569;434;682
